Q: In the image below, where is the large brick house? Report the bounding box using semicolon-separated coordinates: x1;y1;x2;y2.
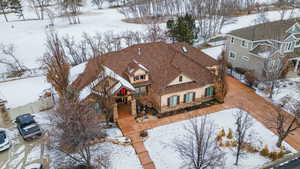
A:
71;42;222;120
226;18;300;80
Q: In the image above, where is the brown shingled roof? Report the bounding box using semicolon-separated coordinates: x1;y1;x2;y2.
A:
72;42;217;95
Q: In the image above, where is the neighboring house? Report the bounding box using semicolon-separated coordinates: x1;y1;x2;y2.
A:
226;18;300;80
71;42;221;120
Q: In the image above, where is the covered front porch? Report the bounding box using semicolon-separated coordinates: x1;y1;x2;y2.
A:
287;58;300;78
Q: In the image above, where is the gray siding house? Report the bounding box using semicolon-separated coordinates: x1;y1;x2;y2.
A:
225;18;300;80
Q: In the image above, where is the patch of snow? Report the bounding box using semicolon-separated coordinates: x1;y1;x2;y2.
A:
144;108;296;169
110;82;122;94
0;76;50;108
69;62;88;84
202;45;224;60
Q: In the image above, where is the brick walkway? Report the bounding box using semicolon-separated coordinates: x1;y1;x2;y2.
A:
118;76;300;169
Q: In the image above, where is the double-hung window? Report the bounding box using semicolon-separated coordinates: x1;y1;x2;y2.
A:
184;92;195;103
229;51;236;59
134;75;146;81
168;96;179;107
205;87;214;97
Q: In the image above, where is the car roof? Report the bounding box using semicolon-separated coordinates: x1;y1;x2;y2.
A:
17;114;34;124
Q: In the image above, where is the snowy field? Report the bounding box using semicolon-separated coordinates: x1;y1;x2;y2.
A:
0;76;50;108
144;108;296;169
1;1;300;73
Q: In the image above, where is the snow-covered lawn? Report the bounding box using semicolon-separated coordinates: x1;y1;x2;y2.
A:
1;0;300;73
49;140;143;169
144;108;296;169
256;78;300;110
0;76;50;108
0;2;147;73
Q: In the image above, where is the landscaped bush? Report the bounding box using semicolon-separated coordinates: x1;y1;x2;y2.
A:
245;70;258;87
231;141;237;147
244;143;258;153
140;130;148;138
219;128;225;137
216;135;222;142
225;141;232;147
269;152;279;161
278;149;284;159
227;128;233;139
235;67;248;75
260;146;270;157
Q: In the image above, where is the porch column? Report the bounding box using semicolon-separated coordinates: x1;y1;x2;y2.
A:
131;99;137;117
113;103;118;122
0;100;10;123
294;59;300;72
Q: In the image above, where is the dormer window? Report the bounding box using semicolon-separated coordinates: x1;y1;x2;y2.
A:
179;76;183;82
241;40;247;47
231;37;234;44
181;46;188;53
134;75;145;81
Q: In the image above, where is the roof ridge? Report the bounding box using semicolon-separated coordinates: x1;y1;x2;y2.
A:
168;43;217;77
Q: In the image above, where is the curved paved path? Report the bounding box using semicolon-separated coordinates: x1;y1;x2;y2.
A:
118;76;300;169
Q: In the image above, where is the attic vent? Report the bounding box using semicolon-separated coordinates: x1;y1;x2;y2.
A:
181;46;188;53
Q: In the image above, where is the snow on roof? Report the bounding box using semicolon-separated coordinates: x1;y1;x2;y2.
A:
79;85;91;100
79;66;135;100
110;82;122;94
69;62;88;84
201;45;224;60
133;59;149;72
103;66;135;91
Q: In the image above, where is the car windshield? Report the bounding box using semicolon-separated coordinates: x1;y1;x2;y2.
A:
19;115;35;126
0;131;6;143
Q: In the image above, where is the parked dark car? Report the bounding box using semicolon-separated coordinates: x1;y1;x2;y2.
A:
15;114;42;141
0;129;10;151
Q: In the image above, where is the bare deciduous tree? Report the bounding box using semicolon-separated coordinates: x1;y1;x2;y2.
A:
145;22;166;42
58;0;81;24
42;32;70;97
28;0;51;20
173;116;225;169
0;0;8;22
91;0;104;9
263;53;288;99
48;96;109;168
92;70;116;126
234;109;253;165
268;97;300;147
0;43;27;73
215;50;228;103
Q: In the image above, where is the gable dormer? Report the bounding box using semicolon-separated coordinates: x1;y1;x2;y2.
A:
287;23;300;34
168;73;193;86
127;59;149;84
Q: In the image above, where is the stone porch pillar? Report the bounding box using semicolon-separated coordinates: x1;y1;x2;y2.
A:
131;99;137;117
0;100;10;123
113;103;118;122
294;59;300;72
